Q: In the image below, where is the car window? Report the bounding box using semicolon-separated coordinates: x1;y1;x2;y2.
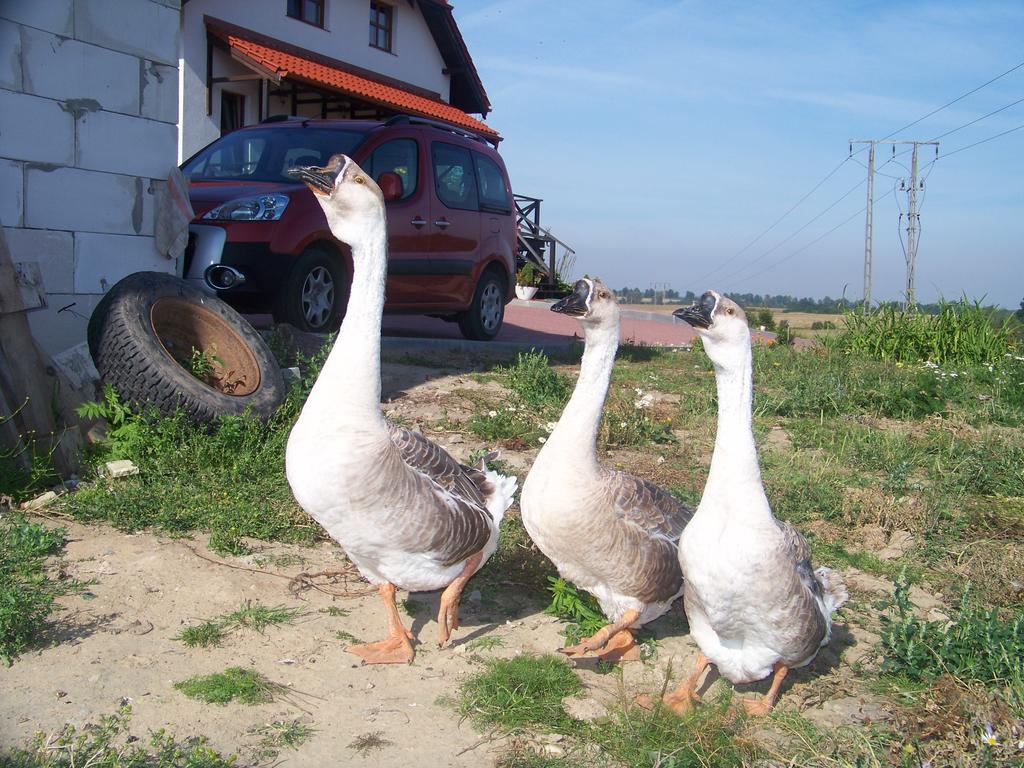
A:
474;152;510;213
431;142;479;211
182;127;366;183
364;138;418;201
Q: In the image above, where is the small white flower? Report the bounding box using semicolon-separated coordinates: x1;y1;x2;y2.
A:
982;724;999;747
488;410;497;418
537;436;546;444
634;387;644;396
544;421;557;433
634;393;654;409
619;421;627;428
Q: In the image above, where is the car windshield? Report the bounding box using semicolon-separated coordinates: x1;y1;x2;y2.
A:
181;127;367;183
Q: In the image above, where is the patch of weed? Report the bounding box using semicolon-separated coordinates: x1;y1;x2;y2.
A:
457;654;583;731
502;350;571;411
174;666;284;705
347;731;393;756
0;517;75;665
334;630;361;644
479;513;555;593
252;719;313;760
0;705;236;767
545;577;606;645
467;635;504;652
321;606;350;617
175;600;302;648
401;597;426;616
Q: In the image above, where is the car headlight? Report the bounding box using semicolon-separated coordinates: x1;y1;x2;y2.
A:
203;193;290;221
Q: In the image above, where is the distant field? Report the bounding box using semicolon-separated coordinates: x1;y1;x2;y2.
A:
618;303;846;337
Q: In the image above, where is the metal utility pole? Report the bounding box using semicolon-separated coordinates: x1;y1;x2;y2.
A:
904;143;920;309
650;281;670;305
849;139;938;310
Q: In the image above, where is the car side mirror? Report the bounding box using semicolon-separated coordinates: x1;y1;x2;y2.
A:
378;172;403;202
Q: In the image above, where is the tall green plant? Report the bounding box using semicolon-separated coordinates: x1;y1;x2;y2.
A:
838;299;1016;365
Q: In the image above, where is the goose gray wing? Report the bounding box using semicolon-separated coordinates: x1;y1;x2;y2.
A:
387;424;494;566
773;518;829;658
604;470;694;603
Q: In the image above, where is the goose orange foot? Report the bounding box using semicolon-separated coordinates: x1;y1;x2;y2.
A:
559;629;640;662
346;633;414;665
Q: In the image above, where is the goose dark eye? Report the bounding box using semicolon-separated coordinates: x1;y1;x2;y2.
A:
354;176;365;184
727;308;735;315
599;291;609;299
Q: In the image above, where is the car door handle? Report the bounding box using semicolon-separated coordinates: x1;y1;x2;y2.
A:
410;217;427;227
432;219;451;229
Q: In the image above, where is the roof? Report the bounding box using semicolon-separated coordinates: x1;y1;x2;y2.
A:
416;0;491;117
205;17;499;142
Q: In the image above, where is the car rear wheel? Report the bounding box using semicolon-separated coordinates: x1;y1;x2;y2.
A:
457;269;506;341
274;246;348;332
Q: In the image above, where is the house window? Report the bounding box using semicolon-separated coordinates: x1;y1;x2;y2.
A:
369;2;393;52
288;0;324;28
220;91;245;136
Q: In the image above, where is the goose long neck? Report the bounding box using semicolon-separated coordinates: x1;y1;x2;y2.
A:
703;337;765;505
542;322;618;472
306;211;387;420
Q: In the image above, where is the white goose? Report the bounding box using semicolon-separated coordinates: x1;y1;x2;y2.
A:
284;155;516;664
521;278;693;661
660;290;848;714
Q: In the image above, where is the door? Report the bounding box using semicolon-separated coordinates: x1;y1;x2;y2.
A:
360;137;432;305
428;141;482;304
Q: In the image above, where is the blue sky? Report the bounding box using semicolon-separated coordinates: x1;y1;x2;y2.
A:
456;1;1023;307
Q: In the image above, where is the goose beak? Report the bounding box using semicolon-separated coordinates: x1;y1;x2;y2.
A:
551;279;591;317
673;291;717;329
287;154;349;195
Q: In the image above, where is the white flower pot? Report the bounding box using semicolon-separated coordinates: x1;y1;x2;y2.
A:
516;285;539;300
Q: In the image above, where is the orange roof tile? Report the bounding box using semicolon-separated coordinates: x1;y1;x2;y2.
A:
207;22;499;142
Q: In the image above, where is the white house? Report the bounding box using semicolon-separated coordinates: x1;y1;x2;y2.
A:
179;0;496;161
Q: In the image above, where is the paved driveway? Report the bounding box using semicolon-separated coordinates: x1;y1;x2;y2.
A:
382;300;698;347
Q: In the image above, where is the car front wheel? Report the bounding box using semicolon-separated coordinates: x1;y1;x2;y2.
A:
457;270;506;341
274;246;348;332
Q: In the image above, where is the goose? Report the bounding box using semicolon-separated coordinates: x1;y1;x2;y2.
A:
520;278;693;661
657;290;848;714
284;155;517;664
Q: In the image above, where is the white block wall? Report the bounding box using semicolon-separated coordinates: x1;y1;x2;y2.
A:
0;0;181;356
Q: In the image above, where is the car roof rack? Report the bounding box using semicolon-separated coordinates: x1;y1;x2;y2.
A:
383;114;492;146
261;114;309;124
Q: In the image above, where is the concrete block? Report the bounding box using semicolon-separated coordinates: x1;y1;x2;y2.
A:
0;0;73;36
140;60;178;123
74;232;173;293
76;110;177;179
2;227;74;293
0;18;22;90
21;26;140;114
26;166;154;236
25;291;100;356
73;0;179;66
0;159;24;227
0;90;74;165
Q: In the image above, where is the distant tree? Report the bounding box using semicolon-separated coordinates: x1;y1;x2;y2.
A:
1018;298;1024;321
754;307;776;331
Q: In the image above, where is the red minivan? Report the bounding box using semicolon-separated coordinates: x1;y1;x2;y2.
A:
180;115;516;340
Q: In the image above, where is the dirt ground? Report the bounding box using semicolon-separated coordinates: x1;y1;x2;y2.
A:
1;362;914;765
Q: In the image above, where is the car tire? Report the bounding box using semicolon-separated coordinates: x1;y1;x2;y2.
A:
87;271;285;423
274;246;348;333
457;269;506;341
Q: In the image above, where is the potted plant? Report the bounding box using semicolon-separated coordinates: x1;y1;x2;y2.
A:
515;263;540;300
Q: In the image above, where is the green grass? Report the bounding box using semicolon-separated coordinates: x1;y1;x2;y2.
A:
467;635;504;651
175;600;303;648
0;518;75;665
0;705;236;767
63;350;331;554
173;666;284;705
457;654;584;731
252;719;314;760
347;731;393;756
881;575;1024;687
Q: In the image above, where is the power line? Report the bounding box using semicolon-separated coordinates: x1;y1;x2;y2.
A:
715;177;865;285
691;157;850;285
939;120;1024;158
889;94;1024;162
729;207;866;288
868;58;1024;148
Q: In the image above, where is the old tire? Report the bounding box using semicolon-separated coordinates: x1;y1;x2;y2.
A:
457;269;506;341
273;246;348;333
88;271;285;423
